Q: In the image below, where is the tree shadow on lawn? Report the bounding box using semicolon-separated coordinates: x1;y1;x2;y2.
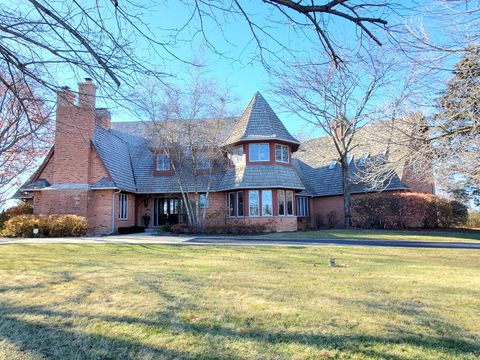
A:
0;300;478;360
0;310;211;360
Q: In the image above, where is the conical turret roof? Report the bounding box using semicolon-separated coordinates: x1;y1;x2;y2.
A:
223;92;299;146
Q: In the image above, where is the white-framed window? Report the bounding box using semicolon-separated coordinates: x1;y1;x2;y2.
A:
200;194;209;208
249;143;270;162
227;191;245;217
229;145;244;165
196;152;211;170
296;196;309;217
278;190;286;216
228;192;236;216
156;153;170;171
286;190;294;216
237;191;244;216
262;190;273;216
275;144;289;163
249;190;260;216
119;193;128;220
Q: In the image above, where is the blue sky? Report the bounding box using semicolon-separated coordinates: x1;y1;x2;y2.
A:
99;1;416;139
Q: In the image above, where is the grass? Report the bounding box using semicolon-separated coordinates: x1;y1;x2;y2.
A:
0;244;478;359
259;229;480;242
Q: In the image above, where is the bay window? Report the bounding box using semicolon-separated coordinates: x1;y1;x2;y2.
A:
229;145;244;165
228;191;245;217
249;190;260;216
278;190;285;216
286;190;294;216
228;192;236;216
275;144;289;163
249;143;270;162
262;190;273;216
237;191;244;216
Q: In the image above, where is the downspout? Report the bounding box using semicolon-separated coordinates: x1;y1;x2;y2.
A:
110;190;121;234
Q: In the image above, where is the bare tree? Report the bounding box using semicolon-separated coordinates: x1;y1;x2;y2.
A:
275;54;396;227
0;0;180;206
389;1;480;203
134;68;234;229
0;76;52;205
184;0;392;67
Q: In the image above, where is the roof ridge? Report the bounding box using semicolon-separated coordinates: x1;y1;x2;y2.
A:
223;92;299;146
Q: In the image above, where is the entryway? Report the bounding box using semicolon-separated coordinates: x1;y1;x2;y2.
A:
153;198;181;226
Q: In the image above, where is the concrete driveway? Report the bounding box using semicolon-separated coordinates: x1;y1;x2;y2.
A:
1;233;480;249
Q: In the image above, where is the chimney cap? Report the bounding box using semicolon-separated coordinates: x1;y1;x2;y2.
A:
84;77;93;82
61;86;71;91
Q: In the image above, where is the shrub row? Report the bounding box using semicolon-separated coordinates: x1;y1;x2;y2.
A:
467;211;480;229
171;223;268;235
351;192;468;229
1;214;87;238
0;203;33;229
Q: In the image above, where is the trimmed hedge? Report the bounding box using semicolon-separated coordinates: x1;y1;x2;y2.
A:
1;214;87;238
351;192;468;229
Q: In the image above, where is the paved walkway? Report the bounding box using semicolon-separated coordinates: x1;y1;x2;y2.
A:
0;234;479;249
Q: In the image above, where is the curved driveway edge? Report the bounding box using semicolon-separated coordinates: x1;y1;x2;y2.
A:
0;234;479;249
183;237;480;249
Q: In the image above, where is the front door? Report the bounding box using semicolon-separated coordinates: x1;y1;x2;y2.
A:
153;198;180;226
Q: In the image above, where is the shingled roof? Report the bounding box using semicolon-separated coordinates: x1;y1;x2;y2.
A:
218;164;304;191
20;98;414;198
222;92;300;146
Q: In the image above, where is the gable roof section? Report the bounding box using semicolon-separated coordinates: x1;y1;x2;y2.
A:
294;155;408;197
91;127;137;192
223;92;300;146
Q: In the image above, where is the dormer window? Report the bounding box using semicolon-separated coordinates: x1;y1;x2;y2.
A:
249;143;269;162
275;144;289;163
156;153;170;171
196;152;211;170
229;145;244;165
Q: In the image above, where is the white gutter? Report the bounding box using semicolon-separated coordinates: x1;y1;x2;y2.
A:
110;190;121;234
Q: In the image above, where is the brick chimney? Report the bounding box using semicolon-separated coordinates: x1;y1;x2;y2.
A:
78;78;96;109
53;79;97;184
95;108;112;129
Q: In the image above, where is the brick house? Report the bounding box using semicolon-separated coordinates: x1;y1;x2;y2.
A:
17;80;434;234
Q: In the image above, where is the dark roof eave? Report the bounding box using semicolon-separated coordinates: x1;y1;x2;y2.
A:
216;185;305;192
223;137;301;147
310;186;410;198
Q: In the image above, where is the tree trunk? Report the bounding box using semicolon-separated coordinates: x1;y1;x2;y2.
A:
201;191;209;230
341;160;352;228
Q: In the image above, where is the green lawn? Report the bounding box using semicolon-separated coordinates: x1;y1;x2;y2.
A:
260;229;480;242
0;245;478;359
